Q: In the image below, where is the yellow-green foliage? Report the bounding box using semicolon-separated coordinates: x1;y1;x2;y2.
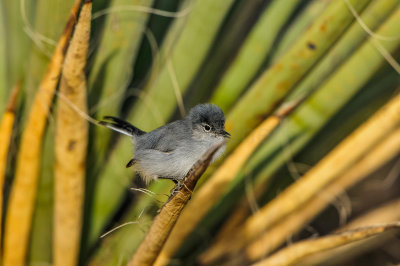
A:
1;0;400;265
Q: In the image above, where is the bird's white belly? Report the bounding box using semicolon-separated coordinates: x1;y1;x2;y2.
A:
134;138;225;182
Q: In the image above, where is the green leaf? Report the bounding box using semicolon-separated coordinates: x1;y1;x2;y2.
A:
224;0;371;153
129;0;236;131
211;0;302;112
176;3;400;258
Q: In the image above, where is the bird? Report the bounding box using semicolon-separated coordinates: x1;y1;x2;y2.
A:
99;103;230;184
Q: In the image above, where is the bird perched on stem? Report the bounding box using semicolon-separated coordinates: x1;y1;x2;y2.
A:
100;104;230;184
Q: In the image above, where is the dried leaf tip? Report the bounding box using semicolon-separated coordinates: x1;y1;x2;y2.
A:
60;0;82;46
275;96;305;118
6;81;21;113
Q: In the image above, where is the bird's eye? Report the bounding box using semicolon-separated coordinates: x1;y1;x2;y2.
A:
204;124;211;132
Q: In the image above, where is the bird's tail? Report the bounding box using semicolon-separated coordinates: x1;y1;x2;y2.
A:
99;116;146;137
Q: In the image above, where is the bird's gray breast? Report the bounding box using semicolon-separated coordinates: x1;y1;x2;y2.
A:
164;136;225;178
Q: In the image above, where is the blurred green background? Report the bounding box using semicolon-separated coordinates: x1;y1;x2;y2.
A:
1;0;400;265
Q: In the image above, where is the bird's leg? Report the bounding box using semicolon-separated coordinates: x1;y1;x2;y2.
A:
170;179;183;196
158;176;183;198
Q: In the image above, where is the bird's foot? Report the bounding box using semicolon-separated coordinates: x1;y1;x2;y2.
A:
170;179;183;197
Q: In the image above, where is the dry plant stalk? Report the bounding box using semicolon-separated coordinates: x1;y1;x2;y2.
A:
246;92;400;242
341;198;400;231
204;178;273;254
154;102;300;266
0;83;20;253
129;142;225;266
252;222;400;266
201;92;400;263
299;198;400;265
54;1;91;266
3;1;81;265
246;127;400;261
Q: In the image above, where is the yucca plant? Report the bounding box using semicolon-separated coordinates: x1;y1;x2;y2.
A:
1;0;400;265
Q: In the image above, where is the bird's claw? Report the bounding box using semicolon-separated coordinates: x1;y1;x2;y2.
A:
170;179;183;197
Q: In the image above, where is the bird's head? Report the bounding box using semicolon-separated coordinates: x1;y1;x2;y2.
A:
186;104;230;139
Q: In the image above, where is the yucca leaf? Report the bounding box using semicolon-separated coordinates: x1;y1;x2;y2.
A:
24;0;77;110
88;0;155;158
3;1;81;264
26;1;80;263
245;126;400;263
128;0;235;130
254;222;400;266
28;124;55;264
0;84;19;250
54;2;91;265
210;0;302;112
174;4;400;260
183;0;269;107
224;0;371;153
285;0;400;103
211;66;399;255
271;0;332;62
1;0;33;92
302;198;400;265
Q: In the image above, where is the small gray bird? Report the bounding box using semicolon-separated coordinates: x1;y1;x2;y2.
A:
100;104;230;184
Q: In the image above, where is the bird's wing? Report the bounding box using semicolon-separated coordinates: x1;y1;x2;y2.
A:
99;116;146;137
139;121;188;153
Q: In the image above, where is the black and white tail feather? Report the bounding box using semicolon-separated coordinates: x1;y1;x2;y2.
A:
99;116;145;168
99;116;146;137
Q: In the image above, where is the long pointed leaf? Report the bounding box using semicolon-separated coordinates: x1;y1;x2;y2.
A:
211;0;301;112
224;0;370;153
3;2;81;264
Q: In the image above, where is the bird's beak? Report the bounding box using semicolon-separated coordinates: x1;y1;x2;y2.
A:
221;130;231;139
